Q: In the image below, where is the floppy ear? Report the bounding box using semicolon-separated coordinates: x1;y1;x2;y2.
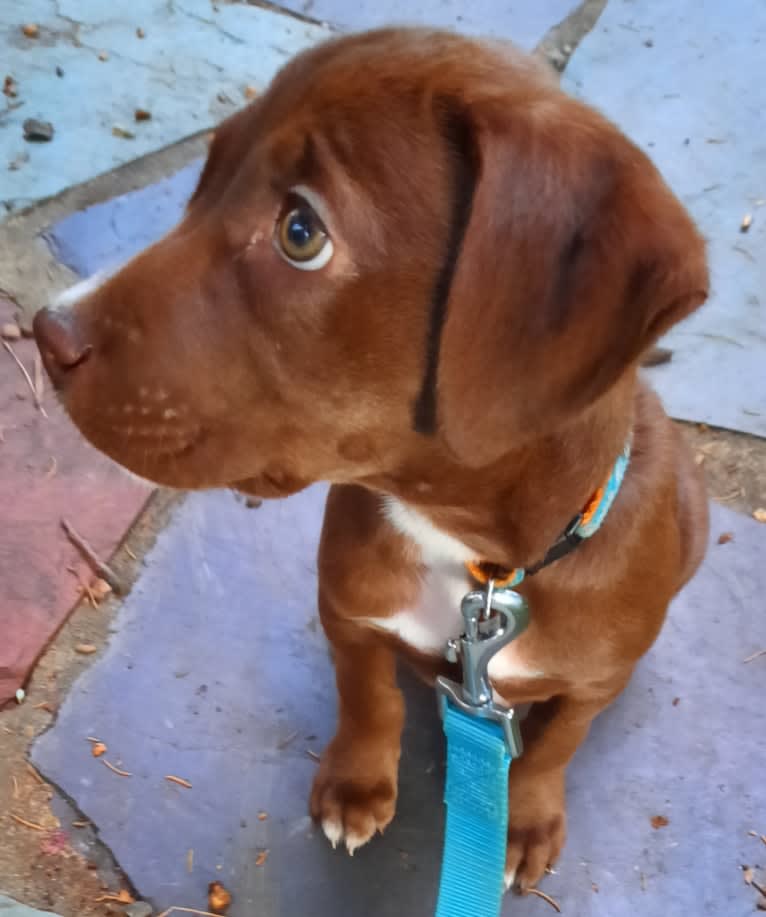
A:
436;96;708;467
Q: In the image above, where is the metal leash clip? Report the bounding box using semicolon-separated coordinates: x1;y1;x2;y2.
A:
436;580;530;757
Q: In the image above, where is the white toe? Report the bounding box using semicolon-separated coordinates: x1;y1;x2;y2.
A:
345;831;371;857
504;868;516;892
322;818;343;850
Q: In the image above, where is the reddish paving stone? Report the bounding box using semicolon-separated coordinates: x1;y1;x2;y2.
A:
0;295;150;706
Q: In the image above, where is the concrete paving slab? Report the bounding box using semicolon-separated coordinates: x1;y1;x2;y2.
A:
0;0;329;215
564;0;766;438
272;0;581;49
44;161;203;277
32;492;766;916
0;294;151;706
0;896;61;917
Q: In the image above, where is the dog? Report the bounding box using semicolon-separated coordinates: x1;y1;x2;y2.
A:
34;28;709;892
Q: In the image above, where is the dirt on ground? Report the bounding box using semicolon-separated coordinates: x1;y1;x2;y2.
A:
0;489;180;917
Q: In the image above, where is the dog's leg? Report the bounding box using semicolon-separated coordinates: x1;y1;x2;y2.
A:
503;681;628;891
310;628;404;854
310;485;417;854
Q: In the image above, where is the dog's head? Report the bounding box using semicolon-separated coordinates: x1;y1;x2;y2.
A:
35;29;707;494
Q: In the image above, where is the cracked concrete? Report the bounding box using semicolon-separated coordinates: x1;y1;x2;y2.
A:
0;0;330;214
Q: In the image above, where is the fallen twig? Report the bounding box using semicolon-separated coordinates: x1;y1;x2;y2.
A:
276;731;298;750
94;891;133;904
33;352;44;404
156;908;221;917
2;340;48;416
103;759;132;777
60;518;123;594
753;880;766;899
744;649;766;664
165;775;192;789
525;887;562;913
9;812;46;831
305;749;320;762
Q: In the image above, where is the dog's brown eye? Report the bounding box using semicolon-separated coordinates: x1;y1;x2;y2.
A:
277;202;332;269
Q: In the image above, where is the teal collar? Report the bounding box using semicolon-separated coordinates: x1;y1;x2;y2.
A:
466;439;632;588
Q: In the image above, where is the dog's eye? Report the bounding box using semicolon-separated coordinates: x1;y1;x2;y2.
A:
276;200;333;270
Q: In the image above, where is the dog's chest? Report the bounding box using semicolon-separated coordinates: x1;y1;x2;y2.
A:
367;498;544;682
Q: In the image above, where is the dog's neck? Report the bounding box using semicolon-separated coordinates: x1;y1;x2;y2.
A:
362;375;637;568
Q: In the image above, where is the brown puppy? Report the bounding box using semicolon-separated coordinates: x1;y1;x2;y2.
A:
35;29;709;891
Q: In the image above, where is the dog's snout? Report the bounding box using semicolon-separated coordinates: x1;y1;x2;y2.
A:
33;307;93;387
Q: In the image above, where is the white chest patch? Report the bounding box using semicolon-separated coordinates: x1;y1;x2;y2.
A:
369;498;545;682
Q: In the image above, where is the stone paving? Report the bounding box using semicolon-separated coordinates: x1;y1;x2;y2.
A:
564;0;766;437
0;895;62;917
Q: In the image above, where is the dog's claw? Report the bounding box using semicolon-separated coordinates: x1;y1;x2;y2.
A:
322;818;343;850
345;833;366;857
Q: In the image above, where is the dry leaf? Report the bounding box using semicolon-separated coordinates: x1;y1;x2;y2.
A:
741;213;753;233
753;508;766;523
255;849;269;867
257;811;268;821
717;532;734;545
134;108;152;121
98;51;109;61
22;23;40;38
744;866;754;885
243;85;259;100
1;322;22;340
91;742;107;757
208;880;232;914
650;815;669;829
75;643;97;655
90;578;112;601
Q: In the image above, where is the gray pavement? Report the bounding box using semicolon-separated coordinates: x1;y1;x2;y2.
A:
564;0;766;437
32;494;766;917
0;896;61;917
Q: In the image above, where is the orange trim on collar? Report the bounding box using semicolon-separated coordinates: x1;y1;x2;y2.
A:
464;561;523;588
465;469;614;587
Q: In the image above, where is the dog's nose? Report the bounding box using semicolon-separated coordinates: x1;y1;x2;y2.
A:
33;307;92;387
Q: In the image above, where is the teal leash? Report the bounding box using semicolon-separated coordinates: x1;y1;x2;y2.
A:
435;585;528;917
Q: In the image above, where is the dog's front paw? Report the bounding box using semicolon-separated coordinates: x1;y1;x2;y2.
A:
310;738;398;855
504;772;567;892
